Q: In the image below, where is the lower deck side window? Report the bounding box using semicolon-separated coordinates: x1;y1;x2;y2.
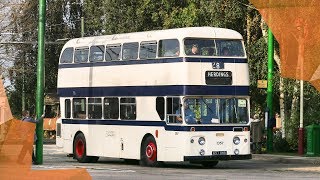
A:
120;98;136;120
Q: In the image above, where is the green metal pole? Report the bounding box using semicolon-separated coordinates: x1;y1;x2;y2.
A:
81;17;84;37
35;0;46;165
267;28;274;153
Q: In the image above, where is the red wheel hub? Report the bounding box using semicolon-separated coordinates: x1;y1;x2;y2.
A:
76;139;84;158
145;142;157;161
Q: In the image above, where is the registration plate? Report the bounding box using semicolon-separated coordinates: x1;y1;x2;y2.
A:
212;151;227;155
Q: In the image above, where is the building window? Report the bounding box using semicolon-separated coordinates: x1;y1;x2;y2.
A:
120;98;136;120
65;99;71;118
89;45;105;62
88;98;102;119
73;98;86;119
104;98;119;119
60;48;74;63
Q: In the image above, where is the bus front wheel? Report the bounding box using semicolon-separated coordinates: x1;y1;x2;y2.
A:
140;136;160;167
73;133;99;163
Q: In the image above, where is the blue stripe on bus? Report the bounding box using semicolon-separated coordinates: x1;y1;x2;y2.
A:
58;57;247;69
61;119;250;132
57;85;249;97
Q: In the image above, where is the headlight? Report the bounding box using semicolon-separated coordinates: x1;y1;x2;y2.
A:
198;137;206;145
199;149;205;156
233;136;240;145
234;149;240;155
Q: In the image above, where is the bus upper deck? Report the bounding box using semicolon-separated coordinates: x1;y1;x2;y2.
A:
58;27;249;97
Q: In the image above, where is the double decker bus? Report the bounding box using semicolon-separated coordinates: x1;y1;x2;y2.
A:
56;27;251;167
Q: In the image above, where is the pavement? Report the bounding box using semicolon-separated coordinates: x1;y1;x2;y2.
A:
252;153;320;165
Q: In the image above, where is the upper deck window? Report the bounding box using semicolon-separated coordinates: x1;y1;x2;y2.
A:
89;45;104;62
139;41;157;59
60;48;74;63
159;39;179;57
184;38;245;57
215;40;245;57
122;42;138;60
74;47;89;63
106;44;121;61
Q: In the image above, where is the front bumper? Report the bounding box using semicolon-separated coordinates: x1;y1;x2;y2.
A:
184;154;252;161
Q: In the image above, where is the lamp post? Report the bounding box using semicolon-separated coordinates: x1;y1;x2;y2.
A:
267;29;274;153
35;0;46;165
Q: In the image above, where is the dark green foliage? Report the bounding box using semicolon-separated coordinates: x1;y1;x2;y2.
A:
273;130;290;152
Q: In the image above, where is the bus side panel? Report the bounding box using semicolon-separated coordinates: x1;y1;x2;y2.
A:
85;125;106;157
157;129;186;162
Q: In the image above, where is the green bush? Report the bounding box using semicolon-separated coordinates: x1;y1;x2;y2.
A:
273;130;290;152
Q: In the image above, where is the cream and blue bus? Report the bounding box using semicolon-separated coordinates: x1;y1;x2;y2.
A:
56;27;251;167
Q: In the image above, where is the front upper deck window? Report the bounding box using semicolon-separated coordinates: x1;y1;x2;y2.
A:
215;39;245;57
106;44;121;61
60;48;74;63
184;38;245;57
74;47;89;63
159;39;179;57
122;42;138;60
183;97;249;124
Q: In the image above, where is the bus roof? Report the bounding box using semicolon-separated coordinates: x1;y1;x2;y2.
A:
63;27;243;48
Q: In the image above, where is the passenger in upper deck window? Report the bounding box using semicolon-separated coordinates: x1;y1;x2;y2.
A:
221;47;230;56
164;47;179;57
190;44;199;55
207;48;215;56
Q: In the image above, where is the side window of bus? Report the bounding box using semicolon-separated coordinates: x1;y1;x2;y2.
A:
122;42;138;60
65;99;71;118
106;44;121;61
104;98;119;119
120;98;136;120
166;97;181;123
60;48;74;63
74;47;89;63
73;98;86;119
156;97;165;120
159;39;179;57
89;45;105;62
88;98;102;119
139;41;157;60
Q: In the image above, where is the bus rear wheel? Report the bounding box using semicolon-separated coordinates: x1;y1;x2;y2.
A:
140;136;160;167
73;133;99;163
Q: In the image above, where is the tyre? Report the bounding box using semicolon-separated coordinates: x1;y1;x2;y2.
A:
201;161;219;168
90;156;100;163
140;136;161;167
73;133;99;163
